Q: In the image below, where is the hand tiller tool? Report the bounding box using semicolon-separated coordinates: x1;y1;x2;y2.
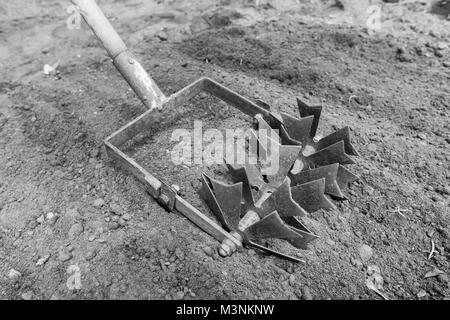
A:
73;0;360;262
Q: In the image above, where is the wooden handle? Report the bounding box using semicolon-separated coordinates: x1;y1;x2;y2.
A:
72;0;127;58
72;0;166;109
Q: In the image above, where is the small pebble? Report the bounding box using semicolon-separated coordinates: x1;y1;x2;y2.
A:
110;203;123;216
367;143;377;152
302;286;313;300
68;223;84;239
58;250;73;262
358;244;373;263
21;291;33;300
93;198;105;208
417;289;427;298
36;254;50;266
203;246;214;257
8;269;21;281
289;275;296;286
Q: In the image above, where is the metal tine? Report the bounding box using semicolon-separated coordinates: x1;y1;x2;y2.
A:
254;114;282;147
244;211;315;249
281;216;319;247
296;98;322;137
251;115;301;186
255;112;300;146
282;216;314;234
279;125;302;145
225;163;258;204
291;178;336;212
289;163;345;198
287;226;320;249
199;173;239;231
316;126;360;156
246;240;306;263
305;140;355;167
256;177;308;218
209;177;243;229
266;145;301;186
280;112;314;146
337;165;360;189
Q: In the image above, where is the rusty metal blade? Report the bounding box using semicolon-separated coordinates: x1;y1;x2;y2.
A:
289;163;344;198
306;141;355;167
337;165;359;189
245;211;315;249
199;173;240;231
297;98;322;137
256;177;308;218
281;112;314;146
291;178;336;212
316;126;359;156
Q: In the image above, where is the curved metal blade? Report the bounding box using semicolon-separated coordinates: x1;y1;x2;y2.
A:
256;177;308;218
297;98;322;137
282;216;319;249
246;240;305;263
280;112;314;145
245;211;315;249
265;144;301;186
279;124;302;146
254;114;281;144
282;216;311;233
316;126;359;156
291;178;336;212
290;163;344;198
210;178;242;229
305;141;355;167
226;162;265;204
337;165;359;189
199;173;242;231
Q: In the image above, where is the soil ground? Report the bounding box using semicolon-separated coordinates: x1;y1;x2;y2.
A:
0;0;449;300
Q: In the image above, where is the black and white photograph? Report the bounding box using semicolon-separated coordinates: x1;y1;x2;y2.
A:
0;0;449;306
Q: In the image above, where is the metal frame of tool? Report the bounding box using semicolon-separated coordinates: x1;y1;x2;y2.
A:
104;76;282;252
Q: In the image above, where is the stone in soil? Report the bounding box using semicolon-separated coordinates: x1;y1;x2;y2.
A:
203;246;214;257
68;223;84;239
58;250;73;262
358;244;373;262
302;286;313;300
21;291;33;300
110;203;124;216
108;222;119;230
289;274;296;286
36;254;50;266
37;215;45;224
175;248;184;260
417;289;427;298
8;268;21;281
85;248;97;261
93;198;105;208
367;143;377;152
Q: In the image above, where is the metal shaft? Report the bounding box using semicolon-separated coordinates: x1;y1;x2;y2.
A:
72;0;166;110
